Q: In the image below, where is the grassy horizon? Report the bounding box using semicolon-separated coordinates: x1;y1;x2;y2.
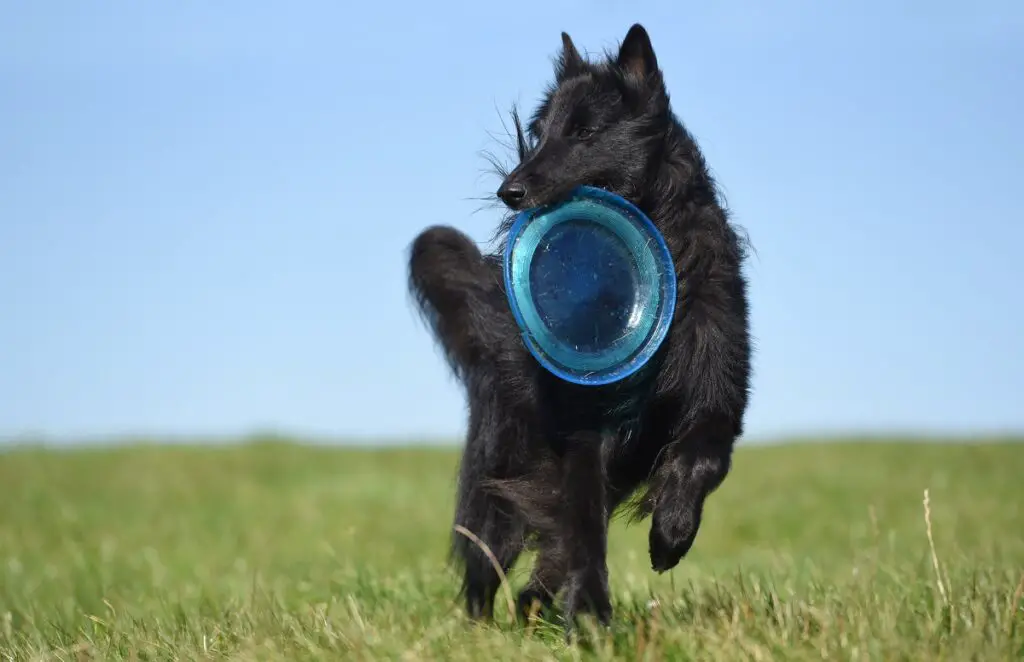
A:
1;438;1022;660
3;430;1023;449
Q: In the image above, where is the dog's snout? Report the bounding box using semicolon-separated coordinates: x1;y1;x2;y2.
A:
496;180;528;208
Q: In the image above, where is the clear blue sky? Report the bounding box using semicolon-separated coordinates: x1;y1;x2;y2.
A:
2;0;1022;443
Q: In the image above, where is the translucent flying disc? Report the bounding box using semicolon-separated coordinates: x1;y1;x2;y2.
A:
503;185;677;386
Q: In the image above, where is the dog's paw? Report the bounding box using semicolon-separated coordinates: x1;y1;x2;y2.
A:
464;591;494;622
561;568;612;636
648;500;701;573
516;587;555;622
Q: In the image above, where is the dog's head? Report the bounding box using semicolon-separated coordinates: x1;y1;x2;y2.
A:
495;24;672;212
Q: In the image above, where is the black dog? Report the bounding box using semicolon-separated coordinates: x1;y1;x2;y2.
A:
408;23;751;630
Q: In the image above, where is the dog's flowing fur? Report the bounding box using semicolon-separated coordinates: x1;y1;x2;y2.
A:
408;24;752;630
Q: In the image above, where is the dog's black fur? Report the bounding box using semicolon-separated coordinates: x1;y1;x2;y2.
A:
408;24;752;631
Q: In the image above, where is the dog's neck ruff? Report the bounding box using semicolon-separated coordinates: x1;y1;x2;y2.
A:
503;186;677;391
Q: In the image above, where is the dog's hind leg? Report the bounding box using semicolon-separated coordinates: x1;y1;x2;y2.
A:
453;466;526;621
452;377;533;621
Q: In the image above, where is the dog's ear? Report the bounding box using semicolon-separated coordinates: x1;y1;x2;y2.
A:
555;31;586;81
616;24;658;80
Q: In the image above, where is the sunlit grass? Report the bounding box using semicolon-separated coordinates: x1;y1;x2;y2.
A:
1;439;1022;660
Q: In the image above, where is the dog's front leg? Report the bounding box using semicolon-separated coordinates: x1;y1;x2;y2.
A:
559;430;613;632
646;417;734;573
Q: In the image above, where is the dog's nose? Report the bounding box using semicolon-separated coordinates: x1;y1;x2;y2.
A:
496;180;528;208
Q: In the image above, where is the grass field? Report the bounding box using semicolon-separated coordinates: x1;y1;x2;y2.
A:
1;438;1022;661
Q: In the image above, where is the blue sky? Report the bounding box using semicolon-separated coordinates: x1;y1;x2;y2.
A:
1;0;1022;443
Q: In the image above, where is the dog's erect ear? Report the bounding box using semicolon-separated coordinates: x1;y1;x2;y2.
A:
556;31;586;81
616;24;658;79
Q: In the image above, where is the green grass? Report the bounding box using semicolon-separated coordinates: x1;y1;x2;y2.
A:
1;439;1022;660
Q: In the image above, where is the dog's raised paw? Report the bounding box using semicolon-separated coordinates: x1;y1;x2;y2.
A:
648;502;700;573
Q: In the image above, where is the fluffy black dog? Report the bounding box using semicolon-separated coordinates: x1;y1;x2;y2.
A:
408;23;751;630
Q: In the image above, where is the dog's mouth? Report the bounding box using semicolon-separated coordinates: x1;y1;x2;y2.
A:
537;179;619;209
575;179;640;208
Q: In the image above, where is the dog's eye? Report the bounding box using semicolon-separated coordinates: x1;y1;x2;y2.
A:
572;125;597;140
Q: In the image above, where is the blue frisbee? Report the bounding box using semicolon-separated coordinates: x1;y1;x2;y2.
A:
503;185;677;386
